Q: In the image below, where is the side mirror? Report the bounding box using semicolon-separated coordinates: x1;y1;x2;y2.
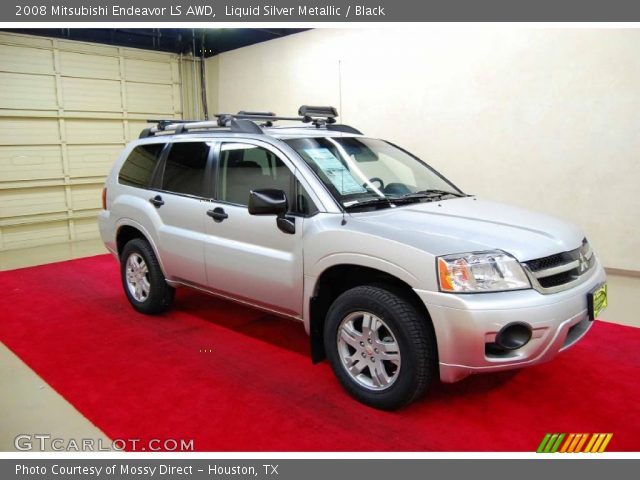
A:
248;189;288;216
248;189;295;235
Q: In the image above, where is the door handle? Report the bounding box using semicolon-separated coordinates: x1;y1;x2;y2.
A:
149;195;164;208
207;207;228;222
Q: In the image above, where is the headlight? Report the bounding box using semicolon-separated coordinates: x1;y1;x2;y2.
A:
437;251;531;293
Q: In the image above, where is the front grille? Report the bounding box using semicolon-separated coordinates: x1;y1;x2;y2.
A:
523;238;595;293
525;253;564;272
538;270;577;288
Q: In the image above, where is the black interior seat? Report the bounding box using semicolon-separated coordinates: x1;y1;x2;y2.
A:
223;150;269;205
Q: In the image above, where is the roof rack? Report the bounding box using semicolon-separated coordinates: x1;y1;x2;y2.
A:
139;105;362;138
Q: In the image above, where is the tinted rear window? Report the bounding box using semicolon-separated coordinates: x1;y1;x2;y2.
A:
118;144;164;188
161;142;209;197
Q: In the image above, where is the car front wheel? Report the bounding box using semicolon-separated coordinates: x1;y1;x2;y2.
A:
324;285;436;410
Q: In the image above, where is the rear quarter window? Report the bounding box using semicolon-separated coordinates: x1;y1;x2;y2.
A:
118;143;164;188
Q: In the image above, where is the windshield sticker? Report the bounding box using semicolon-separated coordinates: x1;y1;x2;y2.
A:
303;148;366;195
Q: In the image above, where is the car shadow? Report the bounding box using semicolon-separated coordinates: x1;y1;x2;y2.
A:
172;287;310;356
427;369;521;398
171;288;522;399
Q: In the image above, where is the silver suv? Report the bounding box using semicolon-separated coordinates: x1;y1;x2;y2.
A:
99;106;608;410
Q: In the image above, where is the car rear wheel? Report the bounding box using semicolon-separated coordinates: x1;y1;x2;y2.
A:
121;238;174;314
324;285;436;410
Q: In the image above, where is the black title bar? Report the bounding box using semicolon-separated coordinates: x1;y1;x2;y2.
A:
4;0;640;22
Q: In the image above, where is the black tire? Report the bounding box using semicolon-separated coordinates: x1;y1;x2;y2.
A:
323;285;436;410
120;238;175;315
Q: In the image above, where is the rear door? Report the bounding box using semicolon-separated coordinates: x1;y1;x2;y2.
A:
202;140;311;316
151;140;213;286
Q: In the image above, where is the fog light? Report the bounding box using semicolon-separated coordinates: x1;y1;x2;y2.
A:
495;322;532;350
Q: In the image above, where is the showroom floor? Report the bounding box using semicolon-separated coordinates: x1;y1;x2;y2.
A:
0;240;638;450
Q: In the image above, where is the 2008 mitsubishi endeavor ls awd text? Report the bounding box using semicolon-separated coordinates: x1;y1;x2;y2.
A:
98;106;608;410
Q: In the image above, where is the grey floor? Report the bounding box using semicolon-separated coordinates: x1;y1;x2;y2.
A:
0;344;109;451
0;239;638;450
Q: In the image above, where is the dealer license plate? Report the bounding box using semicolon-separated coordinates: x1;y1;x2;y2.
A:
587;283;608;321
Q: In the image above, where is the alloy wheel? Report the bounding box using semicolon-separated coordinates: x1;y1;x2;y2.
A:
125;252;151;302
336;311;401;390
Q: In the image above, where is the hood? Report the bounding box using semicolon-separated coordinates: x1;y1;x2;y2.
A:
349;196;584;262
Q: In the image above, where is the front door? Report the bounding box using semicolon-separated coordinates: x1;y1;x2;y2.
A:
203;141;305;316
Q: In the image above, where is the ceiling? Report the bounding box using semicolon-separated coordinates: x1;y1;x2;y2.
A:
1;28;309;57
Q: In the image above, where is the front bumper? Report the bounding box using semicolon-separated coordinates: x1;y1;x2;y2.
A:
415;259;606;382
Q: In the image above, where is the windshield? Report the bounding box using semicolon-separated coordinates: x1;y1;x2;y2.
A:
284;137;463;209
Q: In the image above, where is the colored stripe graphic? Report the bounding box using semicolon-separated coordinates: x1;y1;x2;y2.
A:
550;433;565;453
544;433;559;453
537;433;552;453
598;434;613;453
584;434;598;452
574;433;589;453
568;434;582;453
559;433;575;453
537;433;613;453
591;434;607;453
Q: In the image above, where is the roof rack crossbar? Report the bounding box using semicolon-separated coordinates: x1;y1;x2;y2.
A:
217;105;338;127
217;113;305;123
141;105;359;138
237;111;276;117
145;120;225;135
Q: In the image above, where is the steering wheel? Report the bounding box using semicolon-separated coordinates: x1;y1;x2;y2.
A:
364;177;385;190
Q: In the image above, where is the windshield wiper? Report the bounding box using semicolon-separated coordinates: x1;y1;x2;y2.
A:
343;197;395;210
401;189;467;200
344;189;467;211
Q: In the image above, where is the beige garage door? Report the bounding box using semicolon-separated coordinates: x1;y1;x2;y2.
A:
0;32;184;253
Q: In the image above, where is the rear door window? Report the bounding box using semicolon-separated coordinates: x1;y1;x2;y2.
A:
118;143;165;188
161;142;210;197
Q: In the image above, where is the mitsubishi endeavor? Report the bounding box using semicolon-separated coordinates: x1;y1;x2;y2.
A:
98;106;608;410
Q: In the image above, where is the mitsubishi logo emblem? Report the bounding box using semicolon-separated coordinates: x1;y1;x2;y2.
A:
578;252;588;273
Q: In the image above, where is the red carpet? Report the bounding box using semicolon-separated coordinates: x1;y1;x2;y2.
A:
1;255;639;451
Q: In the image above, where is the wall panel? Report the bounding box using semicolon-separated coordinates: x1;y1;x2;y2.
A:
214;28;640;271
0;72;58;110
0;32;184;252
